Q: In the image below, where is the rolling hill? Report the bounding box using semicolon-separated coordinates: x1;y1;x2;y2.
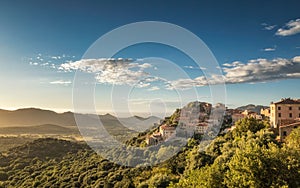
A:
0;124;79;135
0;108;161;136
236;104;269;113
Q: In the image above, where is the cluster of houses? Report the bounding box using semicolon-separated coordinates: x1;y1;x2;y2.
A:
146;98;300;145
213;98;300;142
146;101;224;145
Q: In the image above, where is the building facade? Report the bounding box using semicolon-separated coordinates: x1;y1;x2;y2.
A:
279;122;300;142
270;98;300;128
159;124;176;139
261;108;270;117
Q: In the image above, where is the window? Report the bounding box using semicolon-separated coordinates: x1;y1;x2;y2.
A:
283;131;287;136
278;106;281;110
278;113;281;117
289;113;292;118
289;107;292;110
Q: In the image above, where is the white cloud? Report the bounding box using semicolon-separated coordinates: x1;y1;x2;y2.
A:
262;47;276;52
29;62;39;66
148;86;160;91
276;18;300;36
223;61;243;67
183;65;206;70
287;73;300;77
167;56;300;90
293;56;300;62
50;80;72;85
166;77;208;90
56;56;300;91
41;62;49;66
59;58;153;87
265;25;277;30
136;82;151;88
27;53;77;70
223;57;300;84
261;23;277;30
183;65;194;69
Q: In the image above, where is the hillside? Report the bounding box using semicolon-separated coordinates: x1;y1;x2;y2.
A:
236;104;268;113
0;108;161;151
0;108;76;127
0;108;161;130
0;118;299;187
0;103;299;187
0;124;79;135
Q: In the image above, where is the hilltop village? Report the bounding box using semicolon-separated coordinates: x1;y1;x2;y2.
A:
146;98;300;145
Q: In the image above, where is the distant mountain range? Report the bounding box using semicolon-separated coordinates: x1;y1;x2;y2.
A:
0;124;79;135
236;104;269;113
0;104;270;136
0;108;76;127
0;108;161;136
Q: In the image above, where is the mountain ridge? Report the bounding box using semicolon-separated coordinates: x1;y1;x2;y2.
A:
235;104;269;113
0;108;161;127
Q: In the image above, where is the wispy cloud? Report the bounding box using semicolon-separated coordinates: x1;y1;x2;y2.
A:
166;77;208;90
167;56;300;90
49;80;72;86
276;18;300;36
29;62;39;66
261;23;277;30
27;53;76;69
59;58;154;87
262;47;276;52
183;65;206;70
55;56;300;90
223;56;300;83
148;86;160;91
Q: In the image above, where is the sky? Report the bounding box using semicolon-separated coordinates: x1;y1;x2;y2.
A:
0;0;299;117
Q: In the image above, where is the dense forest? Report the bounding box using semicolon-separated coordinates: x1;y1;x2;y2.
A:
0;118;299;187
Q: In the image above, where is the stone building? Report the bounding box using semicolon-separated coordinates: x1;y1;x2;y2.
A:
261;107;270;117
279;121;300;142
159;124;176;140
270;98;300;128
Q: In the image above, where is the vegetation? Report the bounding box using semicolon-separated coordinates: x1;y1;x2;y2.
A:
171;118;300;188
0;118;299;187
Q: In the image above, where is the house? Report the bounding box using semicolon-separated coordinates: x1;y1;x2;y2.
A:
232;113;245;124
159;124;176;139
225;109;242;116
261;107;270;117
195;122;208;134
146;132;163;145
270;98;300;128
279;121;300;142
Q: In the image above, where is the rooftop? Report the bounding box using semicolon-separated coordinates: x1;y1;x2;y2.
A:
273;98;300;105
160;124;176;130
279;121;300;128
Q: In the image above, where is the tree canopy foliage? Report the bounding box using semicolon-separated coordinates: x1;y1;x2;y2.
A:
0;118;299;187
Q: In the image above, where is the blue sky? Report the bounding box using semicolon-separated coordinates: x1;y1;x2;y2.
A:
0;0;299;116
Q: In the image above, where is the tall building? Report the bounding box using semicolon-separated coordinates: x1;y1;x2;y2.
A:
270;98;300;128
